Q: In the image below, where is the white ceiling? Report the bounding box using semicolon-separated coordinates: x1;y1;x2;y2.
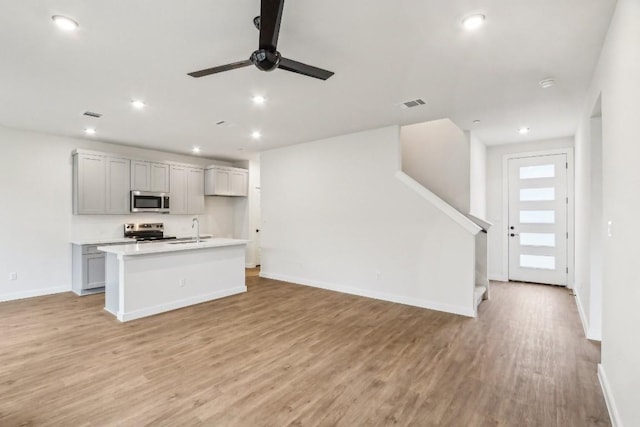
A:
0;0;616;160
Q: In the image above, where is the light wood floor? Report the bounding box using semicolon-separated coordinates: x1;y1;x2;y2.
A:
0;272;609;426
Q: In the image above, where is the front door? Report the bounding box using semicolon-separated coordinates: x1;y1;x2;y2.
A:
508;154;568;285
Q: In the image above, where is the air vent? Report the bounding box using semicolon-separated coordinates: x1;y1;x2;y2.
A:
83;111;102;118
399;98;426;109
216;120;226;126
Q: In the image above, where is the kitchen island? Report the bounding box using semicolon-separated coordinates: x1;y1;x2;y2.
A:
98;238;248;322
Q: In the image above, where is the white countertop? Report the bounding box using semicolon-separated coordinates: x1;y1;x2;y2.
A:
98;238;248;256
71;234;213;245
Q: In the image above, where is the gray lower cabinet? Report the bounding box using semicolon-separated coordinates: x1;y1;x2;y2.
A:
72;243;123;295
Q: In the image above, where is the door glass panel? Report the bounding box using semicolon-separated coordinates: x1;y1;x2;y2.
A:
520;164;555;180
520;255;556;270
520;187;555;201
520;210;555;224
520;233;556;247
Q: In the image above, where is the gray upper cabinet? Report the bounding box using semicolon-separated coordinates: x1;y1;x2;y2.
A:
230;170;248;197
131;160;169;192
73;149;204;215
169;165;188;214
74;153;107;214
205;166;248;197
170;165;204;214
188;168;205;214
150;163;170;192
106;157;131;214
74;152;130;215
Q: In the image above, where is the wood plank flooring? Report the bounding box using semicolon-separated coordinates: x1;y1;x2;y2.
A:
0;273;610;426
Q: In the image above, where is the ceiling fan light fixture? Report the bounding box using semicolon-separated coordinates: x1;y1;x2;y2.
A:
462;14;485;31
52;15;79;31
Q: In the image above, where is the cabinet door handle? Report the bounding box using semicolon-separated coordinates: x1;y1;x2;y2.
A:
510;233;520;237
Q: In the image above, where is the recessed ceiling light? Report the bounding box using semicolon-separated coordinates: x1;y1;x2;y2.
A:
539;79;556;89
462;14;485;31
473;120;481;125
251;131;262;139
131;100;146;109
84;128;96;135
252;95;266;105
518;127;530;135
52;15;79;31
192;146;201;154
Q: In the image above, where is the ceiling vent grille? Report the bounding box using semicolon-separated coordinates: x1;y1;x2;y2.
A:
399;99;426;109
83;111;102;118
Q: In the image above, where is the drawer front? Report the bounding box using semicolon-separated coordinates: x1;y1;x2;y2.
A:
82;245;101;255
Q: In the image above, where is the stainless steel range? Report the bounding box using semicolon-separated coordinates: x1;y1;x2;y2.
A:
124;223;177;242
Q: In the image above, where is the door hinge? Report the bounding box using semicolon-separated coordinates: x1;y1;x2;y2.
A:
566;232;569;239
566;162;568;169
566;267;569;274
566;197;569;204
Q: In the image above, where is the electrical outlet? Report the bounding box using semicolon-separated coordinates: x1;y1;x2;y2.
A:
179;278;185;287
9;272;17;281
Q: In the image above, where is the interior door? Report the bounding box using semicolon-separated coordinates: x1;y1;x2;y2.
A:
255;187;261;266
508;154;568;285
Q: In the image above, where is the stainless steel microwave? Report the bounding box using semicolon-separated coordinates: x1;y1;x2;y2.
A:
130;191;170;213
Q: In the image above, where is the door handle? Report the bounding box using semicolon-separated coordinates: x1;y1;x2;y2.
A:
510;233;519;237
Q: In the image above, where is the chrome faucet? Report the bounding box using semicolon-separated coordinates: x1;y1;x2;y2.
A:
192;217;200;243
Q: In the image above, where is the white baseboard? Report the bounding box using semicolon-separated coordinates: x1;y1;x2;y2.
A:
116;286;247;322
574;289;590;338
574;289;602;341
488;274;508;282
260;271;475;318
0;285;70;302
598;364;622;427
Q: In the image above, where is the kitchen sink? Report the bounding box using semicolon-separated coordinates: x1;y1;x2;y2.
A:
168;236;212;244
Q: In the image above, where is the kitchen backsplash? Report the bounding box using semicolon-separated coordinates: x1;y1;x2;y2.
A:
69;197;235;241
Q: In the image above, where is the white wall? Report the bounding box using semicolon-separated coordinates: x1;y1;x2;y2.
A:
261;126;477;316
0;125;237;301
469;132;487;219
574;0;640;424
401;119;471;213
486;137;574;281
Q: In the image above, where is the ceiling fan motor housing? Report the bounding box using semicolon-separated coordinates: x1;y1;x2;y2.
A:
251;49;281;72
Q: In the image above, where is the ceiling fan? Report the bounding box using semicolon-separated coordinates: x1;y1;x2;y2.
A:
187;0;334;81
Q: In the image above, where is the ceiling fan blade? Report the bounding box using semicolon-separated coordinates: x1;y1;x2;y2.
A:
259;0;285;50
278;57;334;80
187;60;252;78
